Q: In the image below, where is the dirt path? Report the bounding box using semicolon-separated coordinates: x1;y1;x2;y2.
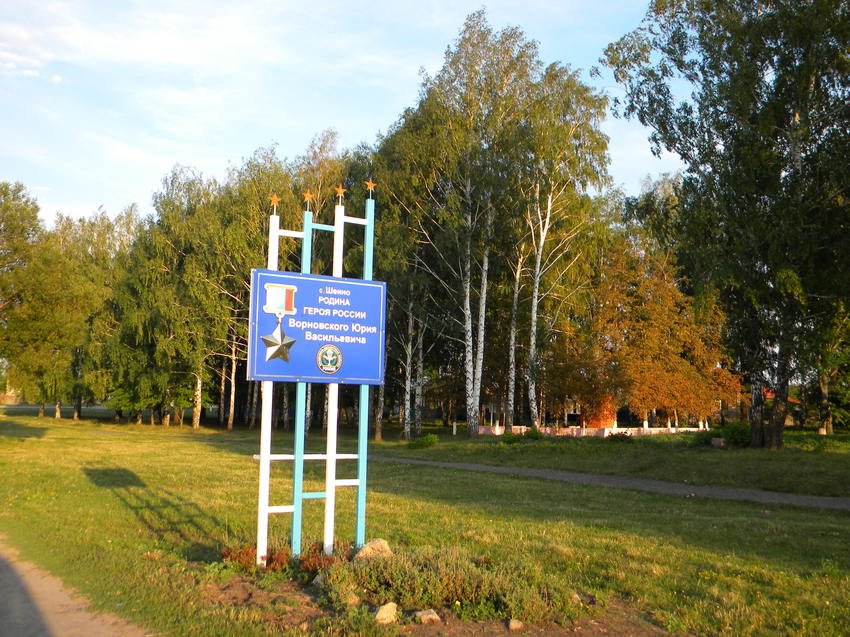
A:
0;537;150;637
372;456;850;511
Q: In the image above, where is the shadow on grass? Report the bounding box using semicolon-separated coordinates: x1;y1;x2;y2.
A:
0;419;47;439
82;466;224;562
364;461;850;573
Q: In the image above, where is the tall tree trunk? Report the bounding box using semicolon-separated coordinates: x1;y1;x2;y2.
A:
73;395;81;421
767;350;790;450
38;403;44;418
227;339;236;431
818;369;834;435
374;299;390;442
462;204;492;438
526;190;547;429
414;318;425;436
278;384;289;430
374;381;385;441
506;250;525;429
322;385;329;431
462;234;476;436
305;384;312;434
54;400;61;419
749;380;765;448
472;237;490;433
192;374;203;429
218;358;226;426
402;294;414;440
248;381;259;430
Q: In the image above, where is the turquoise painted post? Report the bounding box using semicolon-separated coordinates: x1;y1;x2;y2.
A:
355;196;376;547
290;209;315;557
291;382;306;555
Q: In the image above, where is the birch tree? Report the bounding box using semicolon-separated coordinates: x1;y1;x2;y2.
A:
512;63;609;428
379;10;541;434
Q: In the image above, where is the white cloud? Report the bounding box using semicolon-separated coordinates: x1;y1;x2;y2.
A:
1;1;296;74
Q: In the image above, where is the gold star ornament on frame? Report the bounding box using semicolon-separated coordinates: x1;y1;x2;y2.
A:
268;193;282;211
364;178;377;192
302;189;315;210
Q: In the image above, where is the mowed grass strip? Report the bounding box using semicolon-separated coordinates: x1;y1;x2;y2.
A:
0;416;848;636
372;427;850;497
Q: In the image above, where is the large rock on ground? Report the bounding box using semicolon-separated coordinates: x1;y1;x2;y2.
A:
354;538;393;560
374;602;398;624
415;609;441;625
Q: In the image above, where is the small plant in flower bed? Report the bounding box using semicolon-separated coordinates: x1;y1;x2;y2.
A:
221;543;294;574
408;433;439;449
297;542;352;576
317;546;584;624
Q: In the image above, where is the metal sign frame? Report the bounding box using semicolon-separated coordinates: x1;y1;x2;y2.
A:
253;192;379;563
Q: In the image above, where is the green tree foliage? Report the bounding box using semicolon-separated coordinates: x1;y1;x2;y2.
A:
604;0;850;447
4;210;125;416
2;10;783;438
0;182;41;325
378;10;610;433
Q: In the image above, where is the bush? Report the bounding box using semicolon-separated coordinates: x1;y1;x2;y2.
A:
606;432;633;442
721;421;751;448
318;546;583;624
500;432;522;445
408;433;439;449
690;429;715;447
689;422;751;448
522;427;545;441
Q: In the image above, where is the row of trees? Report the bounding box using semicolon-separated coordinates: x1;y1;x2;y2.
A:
603;0;850;446
2;5;846;447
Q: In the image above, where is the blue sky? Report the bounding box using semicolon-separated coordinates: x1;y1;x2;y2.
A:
1;0;682;225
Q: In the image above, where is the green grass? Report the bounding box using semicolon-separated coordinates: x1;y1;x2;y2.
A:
1;413;849;636
371;426;850;497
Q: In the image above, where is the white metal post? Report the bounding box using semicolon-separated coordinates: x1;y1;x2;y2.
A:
321;203;346;555
323;382;339;553
256;213;280;565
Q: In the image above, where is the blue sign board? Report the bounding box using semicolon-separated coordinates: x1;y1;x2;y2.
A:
247;269;386;384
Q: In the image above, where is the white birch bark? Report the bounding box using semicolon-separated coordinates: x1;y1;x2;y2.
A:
526;186;552;430
402;294;415;440
506;250;526;428
227;339;236;431
192;374;202;429
414;318;425;436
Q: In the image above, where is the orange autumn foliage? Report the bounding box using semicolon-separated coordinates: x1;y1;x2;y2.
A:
549;237;741;421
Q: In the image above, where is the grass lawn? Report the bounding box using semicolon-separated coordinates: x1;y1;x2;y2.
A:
1;412;849;636
371;426;850;497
